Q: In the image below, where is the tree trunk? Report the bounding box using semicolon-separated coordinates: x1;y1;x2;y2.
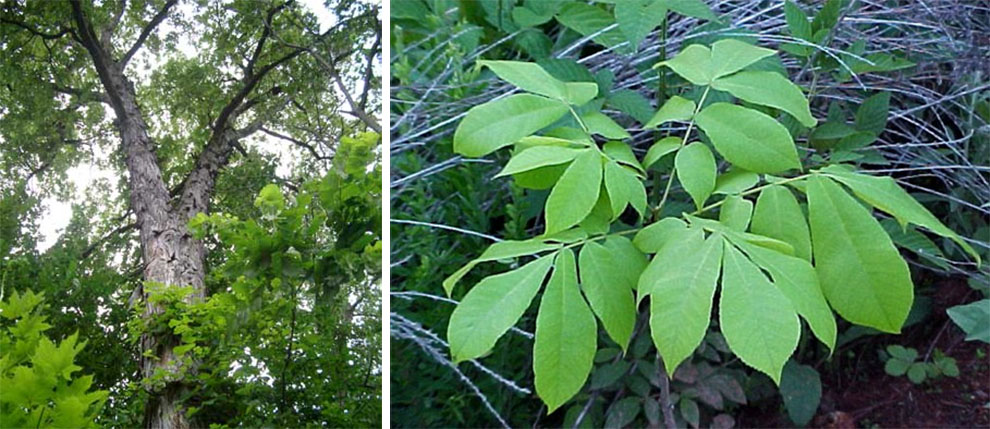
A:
69;6;204;426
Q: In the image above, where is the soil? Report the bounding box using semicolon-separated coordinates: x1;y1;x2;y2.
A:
740;278;990;428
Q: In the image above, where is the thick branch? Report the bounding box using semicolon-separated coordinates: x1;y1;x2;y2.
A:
120;0;177;66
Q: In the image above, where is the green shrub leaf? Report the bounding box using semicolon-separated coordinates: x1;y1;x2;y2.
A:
695;102;801;173
579;242;636;352
448;255;555;362
645;95;696;128
534;249;597;413
734;241;836;351
807;175;913;333
946;299;990;343
478;60;567;100
546;149;604;234
711;71;816;127
675;142;717;209
751;185;813;261
719;242;800;384
442;238;561;295
643;136;682;169
648;233;724;373
496;146;585;178
718;195;753;231
454;94;569;157
582;111;632;139
821;166;980;265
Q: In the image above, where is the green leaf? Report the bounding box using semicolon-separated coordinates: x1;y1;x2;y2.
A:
719;242;800;384
496;146;585;177
821;166;980;265
680;397;700;428
545;149;604;234
784;1;812;40
580;242;636;352
946;299;990;343
657;43;713;85
634;217;689;254
811;0;841;33
887;345;918;361
565;82;600;106
711;71;816;127
645;95;696;128
448;255;554;362
885;358;910;376
780;361;821;426
555;3;625;48
513;163;570;190
512;5;554;27
695;103;801;174
854;92;891;135
907;363;927;384
603;236;649;291
733;240;837;351
603;141;645;172
454;94;569;157
582;111;632;139
807;175;914;333
442;238;561;295
615;0;667;49
719;195;753;231
660;0;717;21
710;39;777;79
675;142;717;210
647;233;724;373
713;169;759;195
608;90;655;124
605;161;647;218
751;185;812;261
479;60;567;100
643;136;681;169
534;249;597;413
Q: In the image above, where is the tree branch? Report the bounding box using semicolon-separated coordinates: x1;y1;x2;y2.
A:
120;0;177;66
0;18;71;40
260;127;331;161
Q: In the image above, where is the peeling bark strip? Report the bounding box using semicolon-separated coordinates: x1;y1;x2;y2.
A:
64;1;309;427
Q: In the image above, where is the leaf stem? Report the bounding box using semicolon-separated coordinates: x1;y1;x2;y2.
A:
568;104;590;135
690;173;811;215
653;85;710;220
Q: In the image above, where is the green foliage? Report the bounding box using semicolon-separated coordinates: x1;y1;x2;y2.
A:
883;345;959;384
946;299;990;344
779;361;821;426
443;40;976;413
0;290;108;428
393;1;982;427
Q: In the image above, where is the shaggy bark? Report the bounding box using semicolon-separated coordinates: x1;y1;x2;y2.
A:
69;2;202;427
